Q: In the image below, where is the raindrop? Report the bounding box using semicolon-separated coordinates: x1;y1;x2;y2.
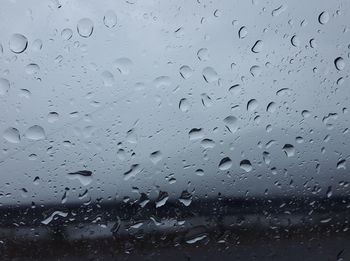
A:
200;138;215;149
266;102;277;113
179;190;192;206
282;144;295;157
32;39;42;51
3;127;20;143
179;98;190;112
103;10;117;28
247;99;258;111
223;115;238;133
9;33;28;53
218;157;232;170
250;65;261;77
197;48;209;61
240;159;252;172
149;150;162;165
101;70;115;86
0;78;10;95
24;125;46;140
41;211;68;225
334;57;345;71
262;151;271;165
67;170;92;186
77;18;94;38
238;26;248;39
318;11;329;25
291;35;300;47
337;159;346;170
179;65;193;79
61;28;73;40
155;191;169;208
201;93;213;107
272;5;287;16
124;164;142;180
326;186;332;198
48;112;59;123
114;57;133;75
202;67;218;83
251;40;263;53
25;63;40;75
189;128;204;140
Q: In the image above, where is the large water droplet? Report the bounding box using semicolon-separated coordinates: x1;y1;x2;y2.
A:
9;34;28;53
334;57;345;71
124;164;142;180
156;191;169;208
103;10;117;28
25;125;46;140
189;128;204;140
202;67;218;83
3;127;20;143
179;190;192;206
240;160;252;172
179;98;190;112
318;11;329;25
0;78;10;95
67;170;93;186
247;99;258;111
77;18;94;38
218;157;232;170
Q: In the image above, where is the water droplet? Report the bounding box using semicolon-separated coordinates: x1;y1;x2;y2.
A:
201;93;213;107
251;40;263;53
149;151;162;165
155;191;169;208
25;63;40;75
101;70;115;86
0;78;10;96
238;26;248;39
77;18;94;38
272;5;287;16
266;102;277;113
240;159;252;172
189;128;204;140
218;157;232;170
67;170;92;186
195;169;204;176
41;211;68;225
337;159;346;170
24;125;46;140
263;151;271;165
179;65;193;79
250;65;261;77
32;39;42;51
197;48;209;61
103;10;117;28
334;57;345;71
202;67;218;83
19;89;31;98
61;28;73;40
179;98;190;112
247;99;258;111
318;11;329;25
114;57;133;75
326;186;332;198
48;112;59;123
291;35;300;47
282;144;295;157
179;190;192;206
3;127;20;143
9;33;28;53
223;115;238;133
124;164;142;180
200;138;215;149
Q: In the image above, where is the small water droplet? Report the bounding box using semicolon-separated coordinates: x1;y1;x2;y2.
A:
101;70;115;86
266;102;277;113
124;164;142;180
77;18;94;38
103;10;117;28
114;57;133;75
48;112;59;123
218;157;232;170
3;127;20;143
337;159;346;170
155;191;169;208
179;190;192;206
247;99;258;111
250;65;261;77
9;34;28;53
291;35;300;47
149;151;162;165
25;63;40;75
223;115;238;133
189;128;204;141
